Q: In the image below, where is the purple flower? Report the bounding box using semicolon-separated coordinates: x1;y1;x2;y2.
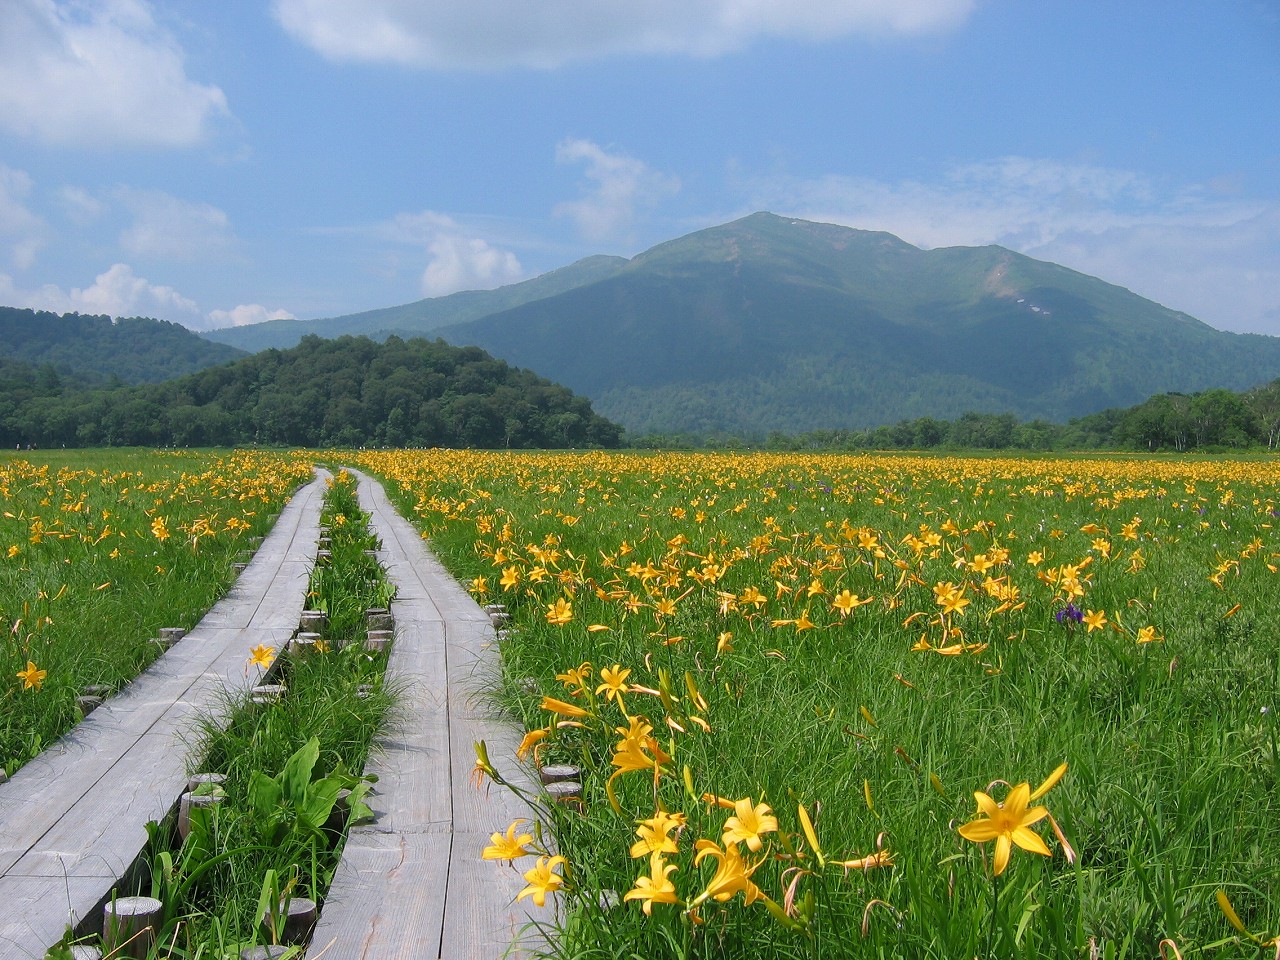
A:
1055;603;1083;625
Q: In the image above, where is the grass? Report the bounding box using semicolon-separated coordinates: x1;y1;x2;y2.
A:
352;449;1280;960
0;449;313;775
49;467;396;958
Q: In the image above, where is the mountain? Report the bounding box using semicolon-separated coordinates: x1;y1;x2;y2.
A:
202;254;628;353
203;213;1280;435
1;334;622;449
431;213;1280;434
1;307;246;384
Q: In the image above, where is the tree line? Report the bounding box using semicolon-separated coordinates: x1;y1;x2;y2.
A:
629;382;1280;453
0;334;623;449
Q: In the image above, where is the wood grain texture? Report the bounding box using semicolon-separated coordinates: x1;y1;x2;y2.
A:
0;471;328;951
307;472;544;960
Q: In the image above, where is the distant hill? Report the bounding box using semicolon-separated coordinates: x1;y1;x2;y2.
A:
1;307;246;384
209;213;1280;435
433;213;1280;433
0;334;622;449
202;255;628;353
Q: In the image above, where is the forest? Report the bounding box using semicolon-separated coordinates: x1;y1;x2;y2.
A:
0;334;623;449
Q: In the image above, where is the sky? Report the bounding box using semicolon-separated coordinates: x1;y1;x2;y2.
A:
0;0;1277;336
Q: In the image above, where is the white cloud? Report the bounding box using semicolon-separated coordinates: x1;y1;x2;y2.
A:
554;139;680;243
736;156;1280;335
57;185;106;226
271;0;973;69
116;188;236;262
205;304;298;329
0;164;47;269
0;264;301;332
380;210;524;296
0;0;229;147
0;262;201;321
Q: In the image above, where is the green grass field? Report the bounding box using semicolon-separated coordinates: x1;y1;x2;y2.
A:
356;449;1280;960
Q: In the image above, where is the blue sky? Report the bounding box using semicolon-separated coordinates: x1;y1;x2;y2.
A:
0;0;1277;335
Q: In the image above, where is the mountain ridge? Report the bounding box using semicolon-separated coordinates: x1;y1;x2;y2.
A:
204;212;1280;435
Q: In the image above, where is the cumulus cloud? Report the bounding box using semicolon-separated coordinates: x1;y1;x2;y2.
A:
381;210;524;296
554;139;680;243
0;264;300;331
205;304;298;329
116;188;237;262
57;185;106;226
272;0;973;69
736;156;1280;335
0;262;201;321
0;0;229;147
0;164;47;269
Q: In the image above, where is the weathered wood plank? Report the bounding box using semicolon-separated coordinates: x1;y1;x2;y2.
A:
0;470;329;954
308;471;544;960
306;830;451;960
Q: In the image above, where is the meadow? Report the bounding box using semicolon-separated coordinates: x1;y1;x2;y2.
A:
0;449;313;775
353;450;1280;960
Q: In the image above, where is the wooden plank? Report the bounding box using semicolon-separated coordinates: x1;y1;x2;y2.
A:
306;830;451;960
0;875;110;954
0;471;329;955
440;835;540;960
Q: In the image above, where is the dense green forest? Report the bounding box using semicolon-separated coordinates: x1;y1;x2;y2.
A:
0;306;245;384
0;334;622;449
631;381;1280;453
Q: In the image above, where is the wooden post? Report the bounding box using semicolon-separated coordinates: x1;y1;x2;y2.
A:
261;897;318;945
544;781;584;807
76;695;104;717
298;610;327;632
539;764;582;785
250;684;287;705
178;791;224;839
103;896;163;959
366;608;393;631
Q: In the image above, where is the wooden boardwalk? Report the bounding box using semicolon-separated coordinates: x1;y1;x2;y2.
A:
305;470;542;960
0;470;329;956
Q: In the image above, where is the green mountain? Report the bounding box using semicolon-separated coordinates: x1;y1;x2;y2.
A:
430;213;1280;434
202;255;628;353
200;213;1280;435
1;334;622;449
1;307;246;384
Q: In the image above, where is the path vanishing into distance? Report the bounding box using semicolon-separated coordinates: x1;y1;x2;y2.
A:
0;467;537;960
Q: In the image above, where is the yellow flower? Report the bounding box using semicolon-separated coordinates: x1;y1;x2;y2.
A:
957;781;1053;876
247;644;276;668
831;589;872;616
515;727;549;762
482;820;534;862
630;809;685;858
691;838;762;906
545;597;573;625
1082;609;1108;632
151;516;170;541
722;797;778;853
624;853;680;915
516;855;567;907
595;664;631;704
540;695;589;718
16;660;46;691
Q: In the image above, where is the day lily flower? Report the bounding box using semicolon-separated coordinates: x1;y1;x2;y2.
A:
16;660;46;691
958;766;1065;876
482;820;534;862
624;853;680;915
516;855;567;907
247;644;276;669
595;664;632;705
631;809;685;858
691;838;763;906
723;797;778;852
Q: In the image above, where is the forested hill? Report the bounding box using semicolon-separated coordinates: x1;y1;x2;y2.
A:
0;334;623;449
0;306;246;383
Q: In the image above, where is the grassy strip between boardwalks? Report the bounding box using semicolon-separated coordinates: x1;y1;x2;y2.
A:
54;468;396;959
354;449;1280;960
1;449;314;777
